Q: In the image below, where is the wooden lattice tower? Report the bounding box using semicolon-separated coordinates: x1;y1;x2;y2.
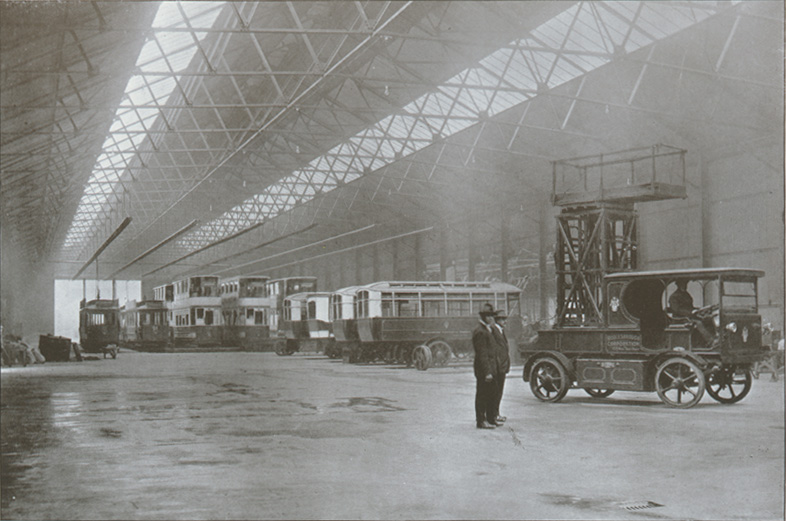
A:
551;145;687;327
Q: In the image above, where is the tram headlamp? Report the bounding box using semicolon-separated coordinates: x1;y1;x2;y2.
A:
725;322;737;333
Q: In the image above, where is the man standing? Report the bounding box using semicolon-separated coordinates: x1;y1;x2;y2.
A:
490;310;510;425
472;304;499;429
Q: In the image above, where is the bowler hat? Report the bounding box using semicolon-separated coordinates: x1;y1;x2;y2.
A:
479;303;504;318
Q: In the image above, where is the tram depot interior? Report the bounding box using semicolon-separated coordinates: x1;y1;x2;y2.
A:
1;2;784;520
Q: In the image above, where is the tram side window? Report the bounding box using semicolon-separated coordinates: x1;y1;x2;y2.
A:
471;295;496;315
307;301;317;320
396;293;420;317
255;310;265;325
204;310;214;325
245;283;266;298
446;293;471;316
356;291;369;318
330;297;341;321
422;294;444;317
380;293;393;317
506;293;521;315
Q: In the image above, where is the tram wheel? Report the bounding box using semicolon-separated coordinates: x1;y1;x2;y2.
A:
529;358;570;403
655;357;705;408
392;345;404;364
428;340;452;367
706;366;752;404
412;345;432;371
402;345;414;367
583;388;615;398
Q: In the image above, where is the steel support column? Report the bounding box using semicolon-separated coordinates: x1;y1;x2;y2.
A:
500;210;509;283
468;217;476;281
414;234;423;280
539;199;549;321
439;222;448;280
373;243;380;281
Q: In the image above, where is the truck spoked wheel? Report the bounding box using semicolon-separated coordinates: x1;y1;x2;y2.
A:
706;366;752;404
529;358;569;403
655;357;705;408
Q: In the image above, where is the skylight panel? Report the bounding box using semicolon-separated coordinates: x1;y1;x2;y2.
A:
536;16;571;49
488;89;529;117
62;2;224;256
499;50;539;91
479;47;512;77
179;1;736;250
167;46;201;71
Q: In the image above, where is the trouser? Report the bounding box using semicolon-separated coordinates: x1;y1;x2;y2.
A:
492;372;506;419
475;378;497;424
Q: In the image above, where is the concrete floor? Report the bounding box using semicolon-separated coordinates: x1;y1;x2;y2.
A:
1;351;783;520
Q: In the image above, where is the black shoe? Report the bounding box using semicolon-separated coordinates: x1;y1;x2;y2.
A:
476;421;496;429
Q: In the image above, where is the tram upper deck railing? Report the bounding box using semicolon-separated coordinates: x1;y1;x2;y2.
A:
552;144;688;207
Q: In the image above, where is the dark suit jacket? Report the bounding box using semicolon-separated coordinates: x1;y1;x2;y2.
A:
491;324;510;374
472;322;497;379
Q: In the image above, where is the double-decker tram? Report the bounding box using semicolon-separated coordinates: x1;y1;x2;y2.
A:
79;298;121;357
277;291;334;356
220;276;271;349
265;276;317;338
352;281;522;370
328;286;362;359
170;276;222;348
119;299;169;351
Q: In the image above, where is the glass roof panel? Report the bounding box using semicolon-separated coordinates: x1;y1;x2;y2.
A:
110;1;732;252
62;2;225;256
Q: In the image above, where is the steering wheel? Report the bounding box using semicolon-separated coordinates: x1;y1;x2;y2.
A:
693;303;718;317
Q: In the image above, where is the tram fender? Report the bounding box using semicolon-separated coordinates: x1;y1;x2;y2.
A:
522;351;575;383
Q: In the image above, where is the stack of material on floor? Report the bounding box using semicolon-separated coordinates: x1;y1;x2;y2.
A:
39;334;71;362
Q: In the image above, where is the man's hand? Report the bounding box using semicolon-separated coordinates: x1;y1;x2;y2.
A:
485;374;493;382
